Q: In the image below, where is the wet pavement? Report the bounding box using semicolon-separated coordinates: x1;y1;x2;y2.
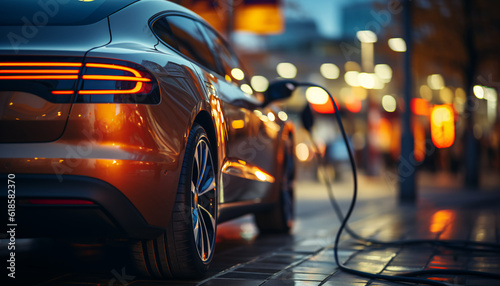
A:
2;172;500;286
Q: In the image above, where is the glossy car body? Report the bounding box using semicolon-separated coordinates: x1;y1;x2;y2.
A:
0;0;294;278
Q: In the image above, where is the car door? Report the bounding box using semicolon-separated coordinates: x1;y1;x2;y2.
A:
150;14;279;205
196;23;281;204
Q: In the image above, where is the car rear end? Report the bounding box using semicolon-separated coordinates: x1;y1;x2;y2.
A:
0;0;178;240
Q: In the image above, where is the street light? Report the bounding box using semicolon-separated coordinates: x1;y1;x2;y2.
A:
357;30;377;73
356;30;380;176
356;30;377;43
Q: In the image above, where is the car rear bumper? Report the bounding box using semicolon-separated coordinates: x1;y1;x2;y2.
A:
1;174;164;240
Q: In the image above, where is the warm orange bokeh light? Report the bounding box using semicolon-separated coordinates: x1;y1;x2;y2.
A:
378;118;392;152
431;104;455;149
345;97;362;113
234;4;284;35
413;120;426;162
310;97;339;114
430;209;455;234
411;98;430;116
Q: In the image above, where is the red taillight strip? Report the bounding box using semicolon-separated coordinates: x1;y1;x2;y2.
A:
0;75;78;80
78;63;151;95
0;62;81;81
0;69;79;74
0;62;82;67
85;63;142;77
78;83;144;94
0;61;153;96
82;75;150;82
52;90;74;95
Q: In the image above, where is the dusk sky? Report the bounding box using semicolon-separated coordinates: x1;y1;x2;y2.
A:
284;0;374;39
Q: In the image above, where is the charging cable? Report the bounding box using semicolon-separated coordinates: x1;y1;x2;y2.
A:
298;82;500;286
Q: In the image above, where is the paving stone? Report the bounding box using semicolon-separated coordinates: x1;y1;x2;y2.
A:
199;278;262;286
218;271;272;280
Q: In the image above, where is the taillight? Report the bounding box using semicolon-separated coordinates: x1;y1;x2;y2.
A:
0;58;160;104
0;60;82;103
75;59;159;104
0;62;81;81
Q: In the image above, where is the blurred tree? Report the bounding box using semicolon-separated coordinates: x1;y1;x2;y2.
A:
409;0;500;187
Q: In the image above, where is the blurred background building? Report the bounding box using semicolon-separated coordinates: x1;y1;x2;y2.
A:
173;0;500;191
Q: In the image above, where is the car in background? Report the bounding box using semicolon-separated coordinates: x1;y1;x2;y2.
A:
0;0;295;279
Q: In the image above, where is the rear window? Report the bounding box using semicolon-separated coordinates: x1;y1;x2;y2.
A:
0;0;138;26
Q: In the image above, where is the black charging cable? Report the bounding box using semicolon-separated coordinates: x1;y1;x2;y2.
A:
298;82;500;285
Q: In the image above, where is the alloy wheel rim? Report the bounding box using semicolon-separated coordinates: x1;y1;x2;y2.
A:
191;138;216;262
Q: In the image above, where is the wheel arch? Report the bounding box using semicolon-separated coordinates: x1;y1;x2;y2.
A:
193;110;219;170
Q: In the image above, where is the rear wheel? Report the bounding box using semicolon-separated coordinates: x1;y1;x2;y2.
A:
132;123;217;278
255;138;295;233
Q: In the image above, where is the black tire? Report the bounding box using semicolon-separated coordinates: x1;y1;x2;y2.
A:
255;137;295;233
131;123;217;279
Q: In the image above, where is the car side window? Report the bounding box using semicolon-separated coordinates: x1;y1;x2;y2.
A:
201;25;252;89
152;15;218;73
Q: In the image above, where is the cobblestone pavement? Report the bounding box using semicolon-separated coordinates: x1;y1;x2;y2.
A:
2;173;500;285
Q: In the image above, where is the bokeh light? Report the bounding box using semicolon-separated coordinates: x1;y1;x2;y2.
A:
278;111;288;121
240;84;253;95
277;62;297;79
305;86;329;104
382;95;397;112
231;68;245;80
267;112;275;121
295;143;311;162
473;85;484;99
439;87;453;104
431;105;455;148
320;63;340;79
344;71;360;87
251;75;269;92
358;73;376;89
356;30;377;43
427;74;445;90
344;61;361;72
374;64;392;83
420;85;433;101
388;38;407;52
